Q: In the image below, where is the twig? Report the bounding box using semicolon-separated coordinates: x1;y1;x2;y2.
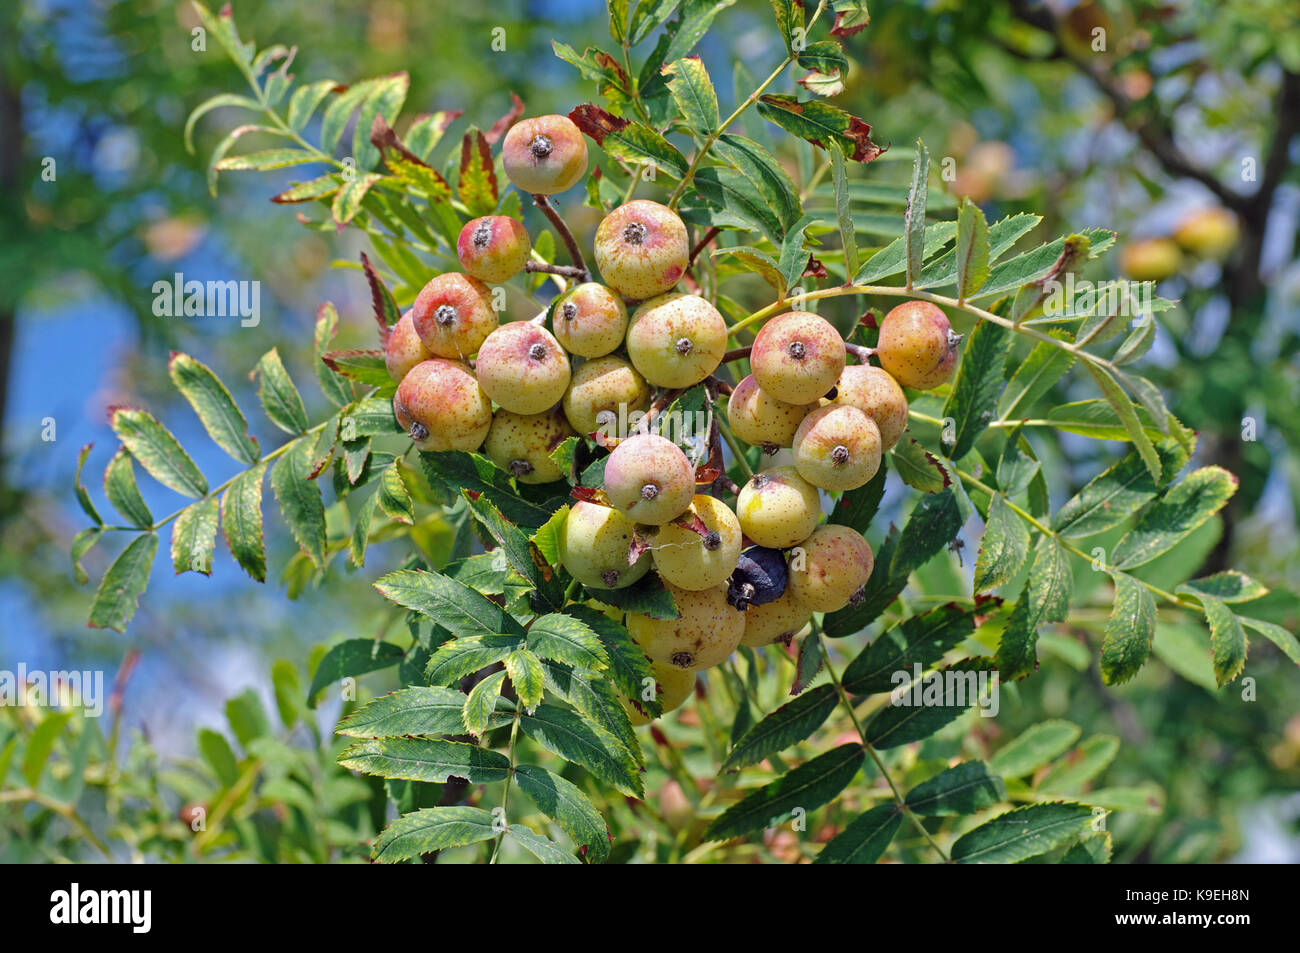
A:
720;345;753;364
531;194;590;281
524;261;588;279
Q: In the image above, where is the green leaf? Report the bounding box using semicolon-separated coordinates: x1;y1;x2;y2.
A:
569;104;688;177
971;228;1115;301
504;825;582;864
813;803;901;864
104;449;153;529
1081;785;1164;815
778;213;818;290
214;148;320;172
864;680;971;749
22;711;72;787
71;527;103;585
1201;596;1248;687
889;438;949;495
941;318;1010;460
338;737;510;784
376;569;526;639
461;670;507;736
221;461;267;582
995;536;1073;680
855;221;957;284
538;659;641;757
1053;441;1181;538
109;407;207;498
197;728;239;787
531;505;568;566
842;603;975;695
583;572;678;619
704;743;864;841
514;763;611;863
830;142;858;278
995;427;1041;497
286;78;338;133
629;0;682;44
1176;572;1266;606
520;705;643;797
713;134;800;232
904;139;929;288
1038;735;1120;795
307;640;405;704
566;606;659;717
769;0;803;52
353;72;409;171
424;635;525;686
464;493;562;609
663;0;736;62
955;197;990;299
1082;362;1161;482
253;348;309;434
184;92;262;153
458;127;498;217
74;443;102;525
170;495;219;576
371;806;498;863
973;494;1030;594
1061;832;1114;864
331;171;383;226
831;455;887;530
270;439;326;568
1099;572;1157;685
419;452;555;529
505;649;547;710
1238;616;1300;666
528;614;609;671
337;686;509;738
756;95;885;163
1110;467;1236;569
990;720;1081;778
722;684;838;772
87;532;157;631
168;351;260;465
663;56;718;133
905;761;1006;816
951;802;1097;864
797;40;848;75
917;212;1041;290
998;340;1074;421
342;395;404;439
712;246;785;294
320;349;391;388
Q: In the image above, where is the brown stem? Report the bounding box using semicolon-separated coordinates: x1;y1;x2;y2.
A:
689;226;721;267
524;261;588;279
706;374;734;397
845;342;875;362
531;194;590;281
721;345;753;364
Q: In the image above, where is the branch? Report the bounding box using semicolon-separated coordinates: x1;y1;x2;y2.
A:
531;194;590;282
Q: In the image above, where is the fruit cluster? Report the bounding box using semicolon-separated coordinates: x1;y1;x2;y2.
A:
383;114;960;728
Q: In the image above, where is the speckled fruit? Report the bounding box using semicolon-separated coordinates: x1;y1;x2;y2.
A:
593;200;689;299
385;310;431;382
792;404;882;491
727;374;818;451
456;216;531;283
557;501;650;590
625;292;727;389
833;364;908;450
551;282;628;358
561;355;651;437
1173;207;1238;260
649;494;743;591
1119;238;1183;281
620;662;695;726
735;466;822;549
411;272;499;359
751;311;846;405
483;407;574;484
474;322;571;415
627;582;745;671
876;301;960;391
501;114;588;195
788;525;874;613
603;433;696;525
740;589;811;648
393;358;492;452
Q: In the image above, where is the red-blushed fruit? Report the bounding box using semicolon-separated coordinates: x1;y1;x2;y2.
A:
393;358;493;452
551;282;628;358
649;494;743;591
593;199;689;299
501;114;588;194
603;432;696;525
787;524;874;613
483;407;574;484
626;581;745;671
561;354;651;437
751;310;847;405
456;216;531;283
876;301;960;390
411;272;499;359
620;661;695;726
735;465;822;549
726;374;818;450
1173;207;1238;260
1119;238;1183;281
792;404;882;491
474;321;571;414
740;589;810;648
385;310;431;382
625;292;727;388
557;500;651;590
833;364;908;450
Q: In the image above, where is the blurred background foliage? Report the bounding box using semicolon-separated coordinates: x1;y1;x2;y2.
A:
0;0;1297;862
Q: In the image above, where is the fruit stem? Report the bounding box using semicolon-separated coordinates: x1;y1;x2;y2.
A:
531;194;590;282
720;345;753;364
715;413;755;481
844;342;875;363
815;625;953;863
524;261;588;279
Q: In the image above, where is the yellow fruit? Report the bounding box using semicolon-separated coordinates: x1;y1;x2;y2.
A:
627;581;745;671
735;466;822;549
620;662;696;726
650;495;743;591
